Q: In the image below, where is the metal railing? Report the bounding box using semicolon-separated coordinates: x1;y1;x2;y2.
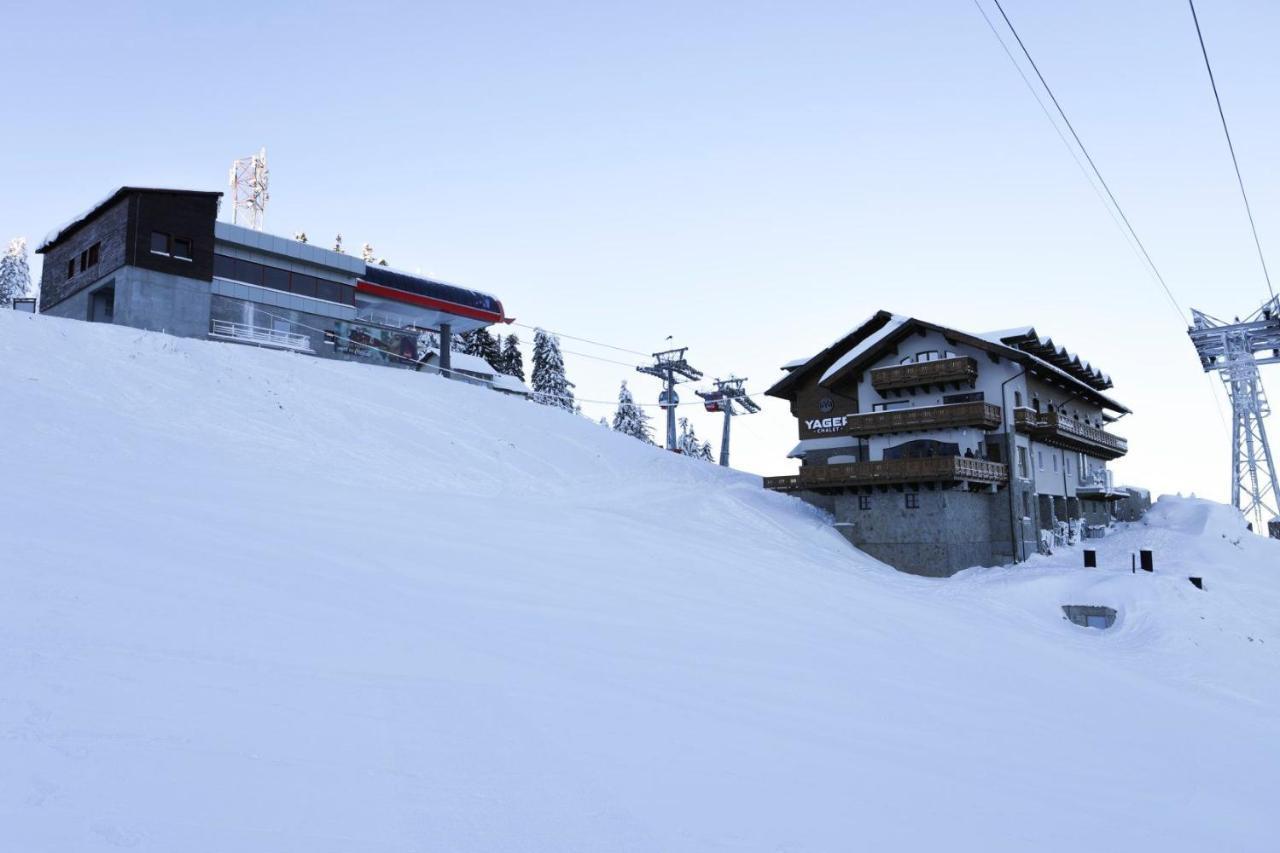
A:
870;356;978;391
209;320;313;352
764;456;1008;492
845;401;1003;436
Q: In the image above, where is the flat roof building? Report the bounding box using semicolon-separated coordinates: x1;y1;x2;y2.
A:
37;187;512;376
764;310;1136;576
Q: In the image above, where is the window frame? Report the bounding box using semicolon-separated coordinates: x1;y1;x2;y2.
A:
150;231;171;256
171;237;193;261
904;493;919;510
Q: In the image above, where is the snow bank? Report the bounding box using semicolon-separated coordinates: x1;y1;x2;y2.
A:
1;311;1278;852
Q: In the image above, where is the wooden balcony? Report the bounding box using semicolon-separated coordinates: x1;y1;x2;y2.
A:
1014;409;1128;460
763;456;1008;492
845;401;1003;436
870;356;978;394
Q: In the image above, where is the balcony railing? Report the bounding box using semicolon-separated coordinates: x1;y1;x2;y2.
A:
763;456;1008;492
870;356;978;393
1014;409;1127;459
845;401;1003;436
209;320;313;353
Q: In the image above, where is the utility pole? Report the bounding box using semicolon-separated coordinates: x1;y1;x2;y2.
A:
638;347;702;451
1188;297;1280;535
697;376;761;467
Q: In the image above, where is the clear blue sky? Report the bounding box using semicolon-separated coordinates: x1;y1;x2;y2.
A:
5;0;1280;503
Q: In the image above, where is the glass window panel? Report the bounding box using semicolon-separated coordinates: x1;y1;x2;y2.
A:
262;266;290;292
213;254;235;279
172;237;193;260
315;279;341;303
234;257;263;286
150;231;169;254
290;274;317;297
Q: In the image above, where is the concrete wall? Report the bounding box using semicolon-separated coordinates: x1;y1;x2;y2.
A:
828;487;1010;577
112;267;212;339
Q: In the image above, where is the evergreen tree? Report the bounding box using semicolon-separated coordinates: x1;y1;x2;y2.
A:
677;417;714;461
0;237;32;307
294;231;308;244
463;327;501;368
333;234;345;254
497;333;525;381
531;328;575;411
611;380;654;444
361;243;375;263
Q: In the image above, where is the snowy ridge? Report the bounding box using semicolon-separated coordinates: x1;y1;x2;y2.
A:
1;311;1278;852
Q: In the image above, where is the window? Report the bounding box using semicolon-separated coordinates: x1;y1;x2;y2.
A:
262;266;290;292
233;257;264;286
1014;391;1023;408
87;242;100;267
172;237;193;261
150;231;170;255
213;253;235;279
79;249;88;271
315;279;343;303
1022;491;1031;518
916;350;939;362
1032;397;1041;413
872;400;910;412
1037;450;1044;470
1052;454;1058;473
1017;447;1028;478
67;258;76;278
290;273;317;298
858;495;871;511
905;493;919;509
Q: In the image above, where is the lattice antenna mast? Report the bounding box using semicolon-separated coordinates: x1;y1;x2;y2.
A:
696;376;761;467
228;147;269;231
637;347;703;451
1188;296;1280;534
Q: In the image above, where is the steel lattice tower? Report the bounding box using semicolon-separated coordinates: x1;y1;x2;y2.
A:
1188;297;1280;533
696;377;761;468
228;148;270;231
637;348;703;451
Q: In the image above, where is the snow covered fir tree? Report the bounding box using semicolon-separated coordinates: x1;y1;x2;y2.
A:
0;237;32;307
497;333;525;381
611;381;654;444
461;328;502;369
678;417;714;461
531;328;575;411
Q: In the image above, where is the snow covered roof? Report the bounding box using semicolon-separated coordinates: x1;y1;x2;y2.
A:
978;327;1113;390
819;314;909;384
780;357;810;371
491;374;531;395
422;348;498;377
786;436;860;458
37;187;223;253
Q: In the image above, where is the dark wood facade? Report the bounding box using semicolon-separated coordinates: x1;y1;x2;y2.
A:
38;188;220;312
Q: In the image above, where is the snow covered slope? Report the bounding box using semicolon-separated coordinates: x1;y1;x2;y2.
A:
2;310;1278;852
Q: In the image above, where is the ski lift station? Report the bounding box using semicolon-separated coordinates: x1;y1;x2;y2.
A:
34;187;521;388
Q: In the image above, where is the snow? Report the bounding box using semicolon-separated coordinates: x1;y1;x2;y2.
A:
491;372;531;395
786;435;860;457
818;313;909;383
780;355;810;370
421;346;497;376
980;326;1112;387
2;310;1279;852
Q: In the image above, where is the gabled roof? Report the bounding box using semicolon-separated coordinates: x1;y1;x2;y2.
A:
37;187;222;253
979;327;1112;390
764;311;898;399
771;311;1129;414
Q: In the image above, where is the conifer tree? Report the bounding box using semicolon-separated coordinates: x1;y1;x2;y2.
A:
531;328;575;411
677;417;714;460
497;333;525;381
611;380;654;444
361;243;375;263
0;237;32;307
333;234;344;253
294;231;309;244
463;327;501;368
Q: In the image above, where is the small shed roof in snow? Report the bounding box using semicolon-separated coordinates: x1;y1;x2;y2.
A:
421;348;498;378
491;374;531;395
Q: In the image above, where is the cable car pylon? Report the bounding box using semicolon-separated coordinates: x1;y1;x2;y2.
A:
697;376;761;468
638;347;703;451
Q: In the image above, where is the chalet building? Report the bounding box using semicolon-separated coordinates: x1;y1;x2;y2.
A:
764;311;1134;577
36;187;511;377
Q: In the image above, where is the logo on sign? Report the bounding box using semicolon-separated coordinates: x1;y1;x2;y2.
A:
818;398;834;414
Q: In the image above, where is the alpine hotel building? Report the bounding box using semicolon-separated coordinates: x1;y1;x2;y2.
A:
764;311;1138;576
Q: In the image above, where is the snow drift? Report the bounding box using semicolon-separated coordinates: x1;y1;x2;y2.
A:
1;310;1278;852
